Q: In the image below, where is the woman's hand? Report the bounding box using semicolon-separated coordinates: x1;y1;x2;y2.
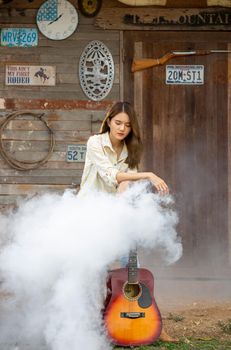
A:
116;171;169;194
148;173;169;195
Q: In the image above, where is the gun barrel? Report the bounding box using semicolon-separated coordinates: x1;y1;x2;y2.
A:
210;50;231;53
172;51;196;55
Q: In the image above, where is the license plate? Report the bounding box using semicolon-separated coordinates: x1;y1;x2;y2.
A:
67;145;87;162
166;65;204;85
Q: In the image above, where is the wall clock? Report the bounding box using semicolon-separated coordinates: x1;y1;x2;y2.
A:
78;0;102;18
36;0;78;40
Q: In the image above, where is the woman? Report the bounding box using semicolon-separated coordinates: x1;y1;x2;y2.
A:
80;101;177;342
80;101;168;196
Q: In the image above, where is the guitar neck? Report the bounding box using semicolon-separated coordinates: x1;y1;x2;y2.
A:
128;249;138;284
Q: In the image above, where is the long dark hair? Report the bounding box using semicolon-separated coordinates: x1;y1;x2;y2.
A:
100;101;142;169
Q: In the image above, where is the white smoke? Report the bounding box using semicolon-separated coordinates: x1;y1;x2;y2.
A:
0;181;182;350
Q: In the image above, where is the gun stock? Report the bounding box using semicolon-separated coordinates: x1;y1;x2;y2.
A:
131;58;160;72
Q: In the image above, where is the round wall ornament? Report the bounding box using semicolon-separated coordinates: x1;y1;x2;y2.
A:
79;40;114;101
36;0;78;40
78;0;102;17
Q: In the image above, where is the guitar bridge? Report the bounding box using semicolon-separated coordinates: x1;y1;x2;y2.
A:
120;312;145;319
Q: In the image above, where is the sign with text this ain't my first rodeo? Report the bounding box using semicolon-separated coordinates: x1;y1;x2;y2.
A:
5;65;56;86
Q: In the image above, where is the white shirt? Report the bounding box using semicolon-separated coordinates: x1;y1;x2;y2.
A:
79;132;137;195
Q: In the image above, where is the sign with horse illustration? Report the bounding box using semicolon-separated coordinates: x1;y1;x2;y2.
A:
5;65;56;86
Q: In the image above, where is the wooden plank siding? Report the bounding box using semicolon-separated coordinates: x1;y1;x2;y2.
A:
124;31;230;265
0;0;121;210
0;109;105;209
228;43;231;264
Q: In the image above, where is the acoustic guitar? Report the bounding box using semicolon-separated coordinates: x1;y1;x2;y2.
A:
103;250;162;346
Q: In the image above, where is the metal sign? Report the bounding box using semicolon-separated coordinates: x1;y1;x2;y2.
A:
166;65;204;85
66;145;87;162
79;40;114;101
1;28;38;47
5;65;56;86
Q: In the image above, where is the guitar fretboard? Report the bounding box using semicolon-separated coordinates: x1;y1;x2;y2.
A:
128;249;138;284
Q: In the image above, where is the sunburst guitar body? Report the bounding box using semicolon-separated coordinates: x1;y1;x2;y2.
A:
103;251;162;346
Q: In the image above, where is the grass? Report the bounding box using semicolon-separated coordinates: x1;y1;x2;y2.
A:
115;338;231;350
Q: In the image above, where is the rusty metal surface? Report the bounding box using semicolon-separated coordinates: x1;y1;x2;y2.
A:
0;98;114;111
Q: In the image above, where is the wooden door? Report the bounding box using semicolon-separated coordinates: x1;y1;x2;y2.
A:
124;31;229;267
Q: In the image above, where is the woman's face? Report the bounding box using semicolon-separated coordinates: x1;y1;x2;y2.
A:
108;112;131;142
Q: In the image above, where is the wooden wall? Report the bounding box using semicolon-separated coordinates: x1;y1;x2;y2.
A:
124;31;230;266
0;0;121;211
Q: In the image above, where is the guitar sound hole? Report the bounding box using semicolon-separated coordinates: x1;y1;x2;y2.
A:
123;282;142;300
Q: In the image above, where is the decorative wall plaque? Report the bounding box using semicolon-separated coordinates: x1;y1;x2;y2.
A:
6;65;56;86
79;40;114;101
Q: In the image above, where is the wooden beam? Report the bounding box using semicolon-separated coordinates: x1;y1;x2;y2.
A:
228;44;231;265
96;7;231;31
119;30;124;100
133;42;144;170
117;0;231;7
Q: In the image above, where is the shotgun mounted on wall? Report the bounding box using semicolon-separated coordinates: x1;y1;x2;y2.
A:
131;50;231;72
